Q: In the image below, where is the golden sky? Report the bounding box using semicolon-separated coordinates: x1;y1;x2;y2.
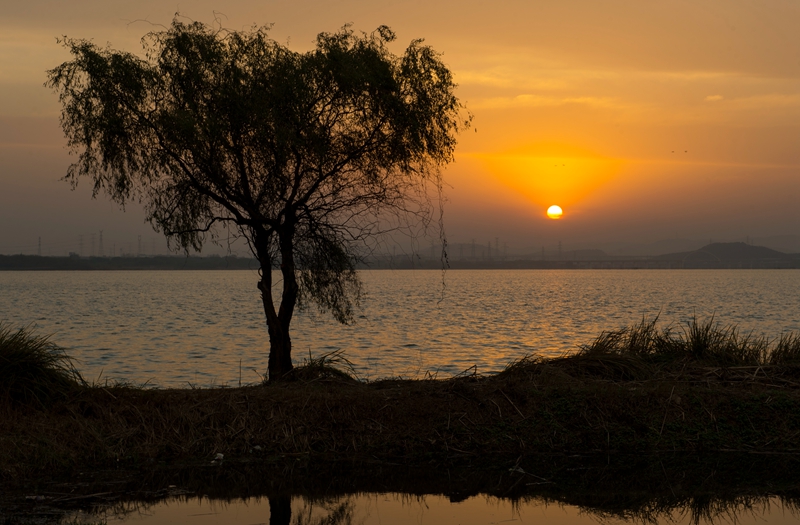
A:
2;0;800;255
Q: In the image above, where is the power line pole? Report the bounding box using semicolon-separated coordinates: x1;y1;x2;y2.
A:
137;235;142;257
79;235;84;257
37;237;41;256
98;230;104;257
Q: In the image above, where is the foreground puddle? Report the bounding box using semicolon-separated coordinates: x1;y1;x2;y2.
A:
64;493;799;525
11;454;800;524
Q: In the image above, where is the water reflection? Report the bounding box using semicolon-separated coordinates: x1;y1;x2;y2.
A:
12;453;800;525
71;492;799;525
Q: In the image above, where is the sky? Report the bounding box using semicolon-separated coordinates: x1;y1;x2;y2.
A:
2;0;800;257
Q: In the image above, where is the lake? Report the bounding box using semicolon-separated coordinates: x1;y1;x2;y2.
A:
2;269;800;387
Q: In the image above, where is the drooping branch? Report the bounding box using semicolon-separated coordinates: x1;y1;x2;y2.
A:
47;17;467;378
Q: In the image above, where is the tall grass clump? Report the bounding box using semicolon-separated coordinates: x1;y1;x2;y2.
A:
768;333;800;365
277;350;360;383
580;316;786;367
0;324;86;405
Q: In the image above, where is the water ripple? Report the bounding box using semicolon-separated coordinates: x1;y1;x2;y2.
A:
1;269;800;386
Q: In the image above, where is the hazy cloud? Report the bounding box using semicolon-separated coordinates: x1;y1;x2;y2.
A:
470;94;622;110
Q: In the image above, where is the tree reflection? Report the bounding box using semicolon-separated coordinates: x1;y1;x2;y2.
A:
291;497;355;525
266;495;355;525
269;496;292;525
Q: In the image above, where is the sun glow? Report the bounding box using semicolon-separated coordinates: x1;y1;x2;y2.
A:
546;205;563;219
469;144;624;210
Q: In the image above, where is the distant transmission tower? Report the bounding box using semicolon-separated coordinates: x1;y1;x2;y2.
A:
137;235;142;257
79;235;84;257
37;237;41;256
90;233;96;257
98;230;104;257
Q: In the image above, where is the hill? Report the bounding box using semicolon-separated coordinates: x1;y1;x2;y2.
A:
656;242;800;268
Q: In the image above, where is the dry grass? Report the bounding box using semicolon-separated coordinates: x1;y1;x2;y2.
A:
577;316;796;367
0;324;86;406
281;350;360;383
4;318;800;486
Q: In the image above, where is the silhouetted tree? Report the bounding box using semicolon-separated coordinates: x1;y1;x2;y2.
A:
47;19;467;379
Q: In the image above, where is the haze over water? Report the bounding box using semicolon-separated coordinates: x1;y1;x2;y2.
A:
2;269;799;387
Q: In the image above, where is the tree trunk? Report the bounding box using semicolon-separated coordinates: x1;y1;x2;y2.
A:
254;228;295;380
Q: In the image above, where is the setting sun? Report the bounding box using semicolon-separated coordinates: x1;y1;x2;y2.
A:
546;205;563;219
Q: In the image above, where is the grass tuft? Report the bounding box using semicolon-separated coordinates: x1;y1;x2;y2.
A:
769;333;800;365
0;323;86;406
280;350;360;383
579;316;775;367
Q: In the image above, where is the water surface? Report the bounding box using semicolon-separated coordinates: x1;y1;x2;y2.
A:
70;493;800;525
2;269;799;386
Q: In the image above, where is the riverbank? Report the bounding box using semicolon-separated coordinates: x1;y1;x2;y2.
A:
3;319;800;486
4;355;800;484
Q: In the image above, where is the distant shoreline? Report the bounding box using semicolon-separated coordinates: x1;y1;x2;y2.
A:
0;254;260;271
2;252;800;271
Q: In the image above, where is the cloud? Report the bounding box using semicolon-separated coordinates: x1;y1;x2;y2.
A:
728;93;800;110
470;94;622;110
705;95;724;102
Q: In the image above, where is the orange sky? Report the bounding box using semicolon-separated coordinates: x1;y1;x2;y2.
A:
2;0;800;256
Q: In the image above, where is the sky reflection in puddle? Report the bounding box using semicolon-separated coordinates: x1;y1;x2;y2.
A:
76;493;799;525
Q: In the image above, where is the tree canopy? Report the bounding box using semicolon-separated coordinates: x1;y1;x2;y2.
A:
47;18;468;379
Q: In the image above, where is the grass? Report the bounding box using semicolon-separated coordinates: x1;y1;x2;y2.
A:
282;350;360;383
577;315;798;367
493;316;800;384
0;323;86;406
4;317;800;486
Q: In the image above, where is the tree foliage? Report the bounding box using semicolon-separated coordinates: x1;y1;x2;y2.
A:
47;18;468;378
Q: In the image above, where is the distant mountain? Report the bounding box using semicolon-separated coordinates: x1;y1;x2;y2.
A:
656;242;800;268
602;238;708;257
750;235;800;254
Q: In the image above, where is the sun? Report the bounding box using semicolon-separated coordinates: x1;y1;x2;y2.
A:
546;205;563;219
